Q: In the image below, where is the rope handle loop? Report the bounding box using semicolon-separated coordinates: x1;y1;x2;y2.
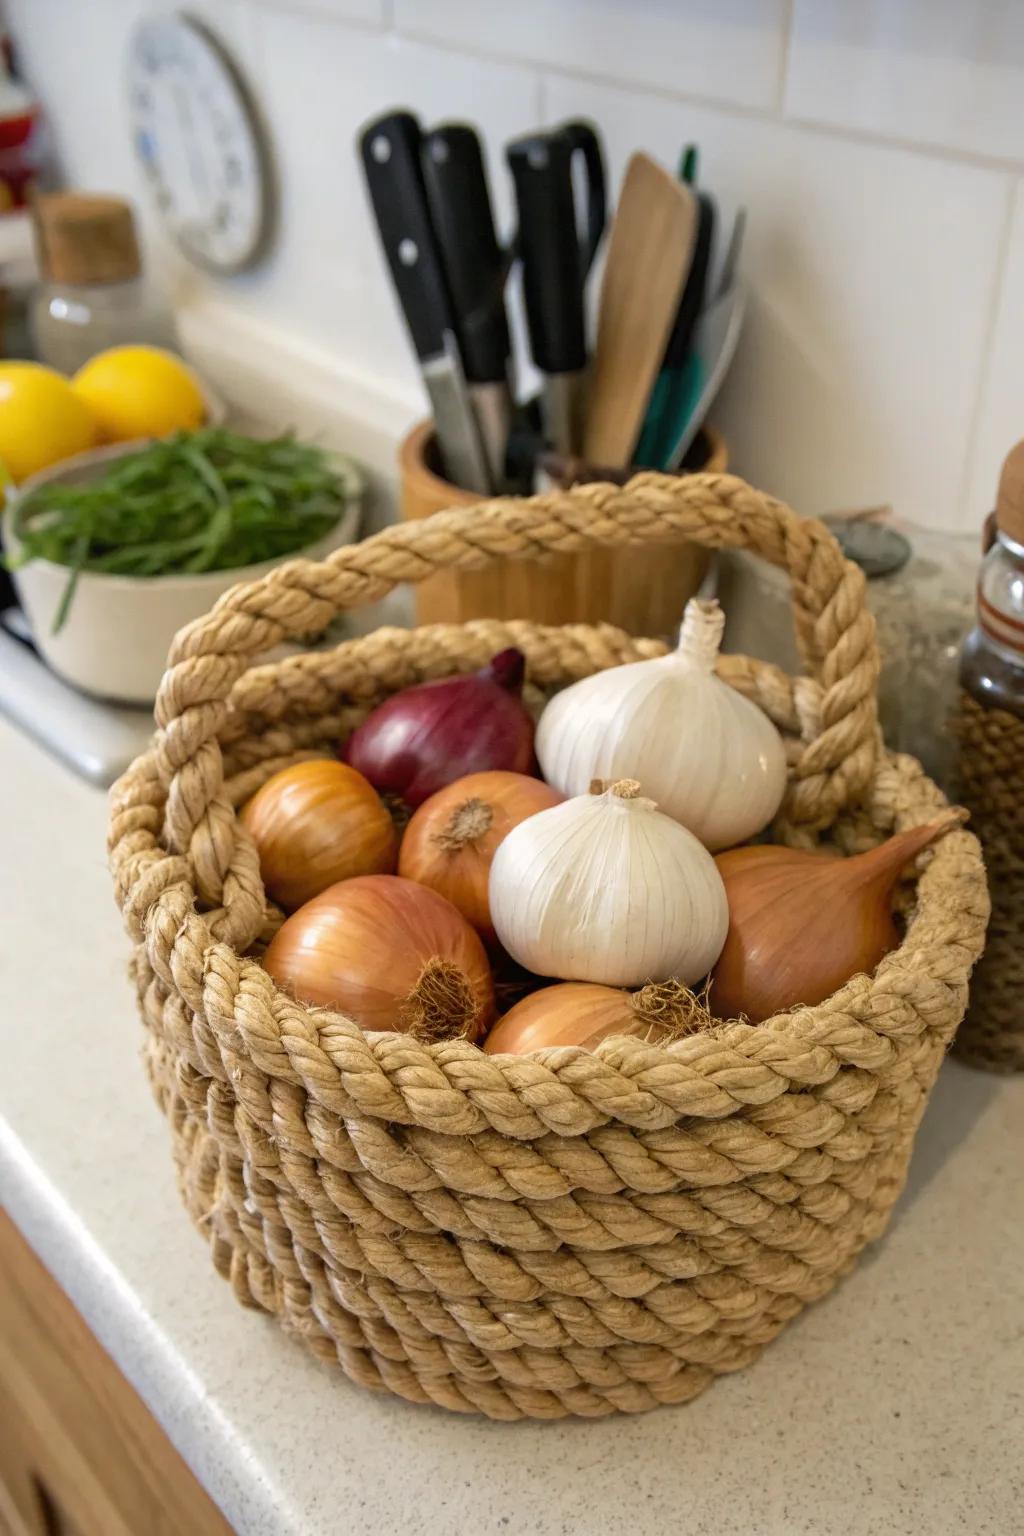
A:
146;471;879;946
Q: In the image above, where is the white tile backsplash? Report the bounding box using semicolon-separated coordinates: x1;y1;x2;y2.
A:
393;0;790;113
7;0;148;195
238;9;540;411
786;0;1024;164
8;0;1024;532
967;179;1024;520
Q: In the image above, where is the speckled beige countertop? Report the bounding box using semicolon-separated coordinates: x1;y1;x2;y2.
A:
1;715;1021;1536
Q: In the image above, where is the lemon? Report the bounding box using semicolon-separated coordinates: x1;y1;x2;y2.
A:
0;362;97;483
72;345;205;443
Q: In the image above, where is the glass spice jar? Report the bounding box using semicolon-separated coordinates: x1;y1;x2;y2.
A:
29;192;175;374
951;441;1024;1072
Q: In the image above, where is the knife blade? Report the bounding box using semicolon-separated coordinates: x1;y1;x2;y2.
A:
714;205;747;302
358;109;492;493
421;122;513;489
506;119;606;454
664;281;747;470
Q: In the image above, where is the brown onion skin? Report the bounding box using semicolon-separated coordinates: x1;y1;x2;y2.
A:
710;812;963;1022
241;759;397;912
263;874;494;1038
483;983;637;1054
342;648;536;808
399;770;564;942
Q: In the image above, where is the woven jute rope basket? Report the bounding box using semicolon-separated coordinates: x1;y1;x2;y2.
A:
108;471;989;1420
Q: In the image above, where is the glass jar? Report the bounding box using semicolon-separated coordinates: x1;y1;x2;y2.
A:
951;445;1024;1073
31;276;176;374
856;520;976;789
959;516;1024;718
718;514;976;793
29;192;175;373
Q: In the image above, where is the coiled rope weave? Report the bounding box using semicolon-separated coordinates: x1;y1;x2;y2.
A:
109;471;989;1419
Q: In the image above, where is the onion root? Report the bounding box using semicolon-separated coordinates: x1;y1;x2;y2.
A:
400;958;480;1043
433;797;494;852
632;978;718;1043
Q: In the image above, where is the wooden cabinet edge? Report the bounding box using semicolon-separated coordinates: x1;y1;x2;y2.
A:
0;1209;234;1536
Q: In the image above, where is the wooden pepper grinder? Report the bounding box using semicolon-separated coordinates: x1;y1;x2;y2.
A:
953;440;1024;1070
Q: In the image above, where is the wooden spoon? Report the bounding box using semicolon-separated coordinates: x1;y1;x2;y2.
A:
583;152;697;467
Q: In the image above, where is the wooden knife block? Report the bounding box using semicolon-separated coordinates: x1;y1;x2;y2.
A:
398;420;725;635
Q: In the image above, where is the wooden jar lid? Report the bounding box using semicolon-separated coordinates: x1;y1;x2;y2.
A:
32;193;141;285
996;440;1024;547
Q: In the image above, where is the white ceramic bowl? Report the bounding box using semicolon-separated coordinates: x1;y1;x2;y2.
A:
4;439;362;705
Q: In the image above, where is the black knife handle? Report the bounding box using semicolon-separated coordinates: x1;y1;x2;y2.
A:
558;119;606;276
358;110;454;362
507;120;605;376
421;123;510;385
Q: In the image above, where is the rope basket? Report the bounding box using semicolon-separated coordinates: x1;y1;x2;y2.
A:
108;471;989;1420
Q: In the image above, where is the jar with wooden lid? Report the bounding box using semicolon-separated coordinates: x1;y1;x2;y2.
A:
29;193;174;373
952;439;1024;1071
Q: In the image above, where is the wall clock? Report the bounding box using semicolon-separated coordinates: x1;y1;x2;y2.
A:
128;12;270;272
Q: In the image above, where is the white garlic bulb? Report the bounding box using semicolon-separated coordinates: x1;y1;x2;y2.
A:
488;779;728;988
536;598;787;851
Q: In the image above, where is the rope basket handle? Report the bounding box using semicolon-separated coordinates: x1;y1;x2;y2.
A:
151;470;879;946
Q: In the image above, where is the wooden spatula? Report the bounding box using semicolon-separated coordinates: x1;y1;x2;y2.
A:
583;153;698;467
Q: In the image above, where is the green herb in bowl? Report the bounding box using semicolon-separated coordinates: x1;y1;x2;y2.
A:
8;428;350;631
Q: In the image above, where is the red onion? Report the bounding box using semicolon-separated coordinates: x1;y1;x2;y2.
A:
342;648;536;808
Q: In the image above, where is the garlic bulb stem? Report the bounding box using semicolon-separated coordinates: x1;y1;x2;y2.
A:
590;777;657;811
677;599;726;670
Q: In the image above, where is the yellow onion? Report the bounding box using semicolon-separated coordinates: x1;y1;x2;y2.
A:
711;810;965;1021
263;874;494;1040
241;759;396;912
398;770;563;940
483;979;711;1054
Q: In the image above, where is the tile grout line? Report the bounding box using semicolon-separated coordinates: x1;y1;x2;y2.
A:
246;0;389;36
390;25;798;126
776;0;797;116
246;6;1024;177
387;24;1024;178
955;178;1019;525
779;105;1024;178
